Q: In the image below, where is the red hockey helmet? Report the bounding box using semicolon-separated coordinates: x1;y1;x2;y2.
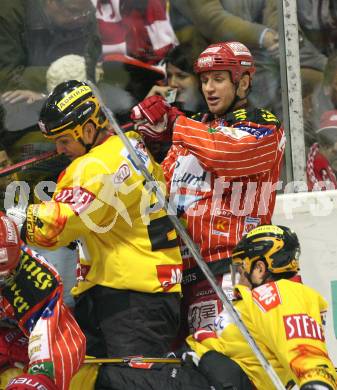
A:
194;42;256;84
0;212;21;278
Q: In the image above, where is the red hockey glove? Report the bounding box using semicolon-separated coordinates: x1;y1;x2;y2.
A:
8;333;29;367
131;95;183;140
0;328;29;369
6;374;58;390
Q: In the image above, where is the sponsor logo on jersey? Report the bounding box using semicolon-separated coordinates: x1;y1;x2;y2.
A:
182;271;197;284
213;207;232;217
235;124;273;139
156;264;183;292
114;163;131;184
29;361;54;379
252;282;282;312
216;125;250;140
55;186;95;215
211;216;230;237
172;155;211;192
2;215;18;243
126;141;149;173
188;300;219;334
283;314;325;341
243;216;261;235
3;252;58;319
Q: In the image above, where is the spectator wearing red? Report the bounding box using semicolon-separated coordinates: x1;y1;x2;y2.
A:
306;110;337;191
95;0;178;63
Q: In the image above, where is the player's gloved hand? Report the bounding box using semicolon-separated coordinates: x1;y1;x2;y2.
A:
300;381;334;390
8;333;29;367
0;328;10;368
6;204;27;234
6;373;58;389
182;350;200;367
0;328;29;369
131;95;183;140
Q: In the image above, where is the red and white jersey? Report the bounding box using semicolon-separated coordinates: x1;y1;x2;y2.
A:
306;143;337;191
163;108;285;272
94;0;178;63
0;245;85;390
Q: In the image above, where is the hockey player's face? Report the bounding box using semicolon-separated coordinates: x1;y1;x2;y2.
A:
55;134;86;160
200;71;236;116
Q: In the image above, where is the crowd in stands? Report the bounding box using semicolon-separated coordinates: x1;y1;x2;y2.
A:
0;0;336;389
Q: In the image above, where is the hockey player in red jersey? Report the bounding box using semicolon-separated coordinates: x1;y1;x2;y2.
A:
131;41;286;338
0;212;85;390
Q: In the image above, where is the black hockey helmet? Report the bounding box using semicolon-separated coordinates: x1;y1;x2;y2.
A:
38;80;108;141
231;224;300;275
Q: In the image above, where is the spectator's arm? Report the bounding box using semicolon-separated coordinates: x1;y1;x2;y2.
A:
0;0;27;92
171;0;266;48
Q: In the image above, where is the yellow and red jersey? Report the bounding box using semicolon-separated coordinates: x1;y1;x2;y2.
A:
187;279;337;389
24;132;183;296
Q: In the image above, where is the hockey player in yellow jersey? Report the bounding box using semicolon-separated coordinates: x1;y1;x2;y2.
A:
5;81;183;387
187;224;337;390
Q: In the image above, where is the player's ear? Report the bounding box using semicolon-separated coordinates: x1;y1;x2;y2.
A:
237;74;250;98
82;122;96;144
255;259;267;276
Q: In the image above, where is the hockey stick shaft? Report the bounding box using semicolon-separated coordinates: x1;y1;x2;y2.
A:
0;122;136;179
84;357;181;364
0;150;58;178
89;83;286;390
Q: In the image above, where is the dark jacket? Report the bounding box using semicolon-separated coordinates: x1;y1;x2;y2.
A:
0;0;101;92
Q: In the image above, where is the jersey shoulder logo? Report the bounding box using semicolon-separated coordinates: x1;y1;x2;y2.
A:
252;282;282;312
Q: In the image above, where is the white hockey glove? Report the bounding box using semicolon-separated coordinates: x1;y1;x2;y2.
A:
182;350;200;367
6;204;27;234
